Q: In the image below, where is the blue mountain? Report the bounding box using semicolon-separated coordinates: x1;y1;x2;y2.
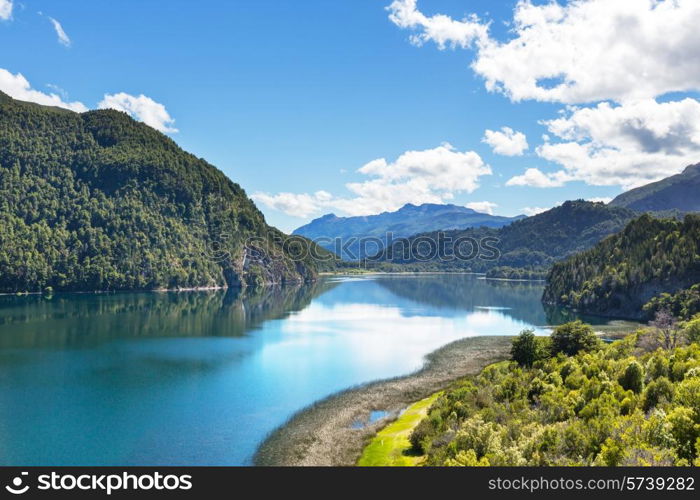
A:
293;203;524;260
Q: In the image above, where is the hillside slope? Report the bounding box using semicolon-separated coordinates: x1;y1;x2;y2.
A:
610;163;700;213
373;201;636;272
0;91;324;293
543;214;700;319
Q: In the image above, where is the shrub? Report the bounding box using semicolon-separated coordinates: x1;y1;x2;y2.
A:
620;396;636;415
683;315;700;344
409;418;433;454
646;354;669;380
511;329;548;367
550;321;600;356
643;377;675;412
619;361;645;394
666;407;699;461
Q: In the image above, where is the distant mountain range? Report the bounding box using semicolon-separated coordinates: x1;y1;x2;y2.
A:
373;200;637;272
610;162;700;213
293;203;524;259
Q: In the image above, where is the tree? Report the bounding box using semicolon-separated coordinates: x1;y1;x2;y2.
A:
619;360;645;394
650;309;684;350
409;418;433;454
511;329;542;367
643;377;675;412
682;314;700;344
666;407;699;461
550;321;599;356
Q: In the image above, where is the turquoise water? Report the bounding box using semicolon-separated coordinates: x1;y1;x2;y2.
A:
0;274;610;465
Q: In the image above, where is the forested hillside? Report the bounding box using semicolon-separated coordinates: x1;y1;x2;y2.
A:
373;201;636;272
0;91;328;293
544;214;700;319
610;163;700;213
410;326;700;466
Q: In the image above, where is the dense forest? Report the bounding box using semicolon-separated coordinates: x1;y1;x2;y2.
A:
410;323;700;466
372;201;636;273
644;285;700;321
544;214;700;319
0;91;332;293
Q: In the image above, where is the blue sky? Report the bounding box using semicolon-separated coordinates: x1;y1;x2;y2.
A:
2;0;699;232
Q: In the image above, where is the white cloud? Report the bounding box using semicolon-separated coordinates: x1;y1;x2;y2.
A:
1;69;179;132
465;201;497;215
99;93;178;133
537;98;700;188
48;17;71;47
251;191;332;219
389;1;700;190
521;206;550;216
482;127;528;156
386;0;488;49
473;0;700;104
0;0;12;21
587;197;613;204
0;68;87;112
254;143;492;218
506;167;568;188
389;0;700;105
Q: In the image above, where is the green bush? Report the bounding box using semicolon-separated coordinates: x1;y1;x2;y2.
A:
510;329;549;367
550;321;600;356
683;315;700;344
643;377;675;412
619;361;645;394
409;418;433;454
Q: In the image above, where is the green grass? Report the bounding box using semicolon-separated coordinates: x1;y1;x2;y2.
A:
357;392;441;466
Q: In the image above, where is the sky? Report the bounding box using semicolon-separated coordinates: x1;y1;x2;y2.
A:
1;0;700;233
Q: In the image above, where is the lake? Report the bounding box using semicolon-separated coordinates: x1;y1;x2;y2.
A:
0;274;625;465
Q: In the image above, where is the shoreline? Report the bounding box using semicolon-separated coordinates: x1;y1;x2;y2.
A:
253;335;512;466
319;271;487;276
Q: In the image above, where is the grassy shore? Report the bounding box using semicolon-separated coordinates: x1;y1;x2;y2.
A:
253;335;512;466
357;392;441;466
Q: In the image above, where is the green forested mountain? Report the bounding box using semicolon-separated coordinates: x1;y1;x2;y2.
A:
544;214;700;319
610;163;700;213
0;91;327;293
373;201;636;272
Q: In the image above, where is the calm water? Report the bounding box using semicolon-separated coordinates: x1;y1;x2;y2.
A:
0;274;618;465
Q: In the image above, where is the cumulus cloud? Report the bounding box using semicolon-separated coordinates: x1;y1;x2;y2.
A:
389;1;700;189
254;143;492;218
99;93;178;133
474;0;700;104
506;167;568;188
587;197;613;204
251;191;332;219
48;17;71;47
0;68;87;112
465;201;497;215
482;127;528;156
386;0;488;49
0;0;12;21
537;98;700;188
389;0;700;105
0;69;179;133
